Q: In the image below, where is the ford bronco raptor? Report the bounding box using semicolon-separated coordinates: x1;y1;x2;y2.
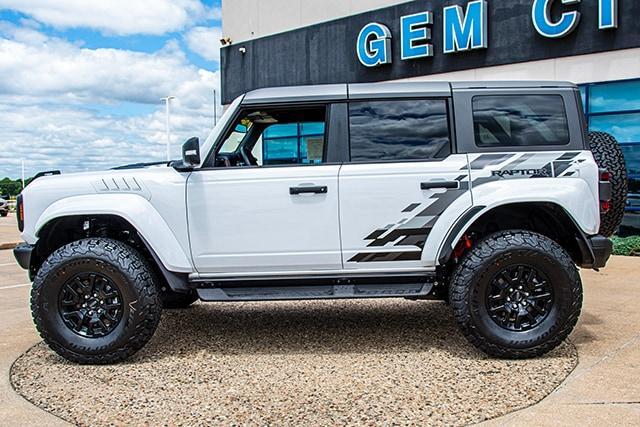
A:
14;81;626;364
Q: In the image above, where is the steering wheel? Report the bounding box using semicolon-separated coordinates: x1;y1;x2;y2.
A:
216;154;232;167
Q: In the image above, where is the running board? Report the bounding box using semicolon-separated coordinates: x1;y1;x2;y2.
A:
194;274;437;302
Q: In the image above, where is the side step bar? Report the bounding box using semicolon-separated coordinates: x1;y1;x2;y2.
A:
193;273;437;302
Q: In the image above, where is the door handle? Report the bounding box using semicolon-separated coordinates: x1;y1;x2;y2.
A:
421;181;460;190
289;186;328;195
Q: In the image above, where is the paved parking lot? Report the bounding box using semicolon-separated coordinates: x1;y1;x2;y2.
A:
0;229;638;425
0;213;20;248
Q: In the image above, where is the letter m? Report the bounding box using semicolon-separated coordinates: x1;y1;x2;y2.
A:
443;0;488;54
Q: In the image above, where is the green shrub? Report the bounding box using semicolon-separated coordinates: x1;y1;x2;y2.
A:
611;236;640;257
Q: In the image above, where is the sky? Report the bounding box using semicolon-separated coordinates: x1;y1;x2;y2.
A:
0;0;223;179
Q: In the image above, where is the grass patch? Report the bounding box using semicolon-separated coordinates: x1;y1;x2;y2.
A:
611;235;640;256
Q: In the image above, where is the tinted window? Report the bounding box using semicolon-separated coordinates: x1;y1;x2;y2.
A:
473;95;570;147
349;100;451;162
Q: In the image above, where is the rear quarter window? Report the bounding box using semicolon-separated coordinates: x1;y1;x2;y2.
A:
472;95;570;147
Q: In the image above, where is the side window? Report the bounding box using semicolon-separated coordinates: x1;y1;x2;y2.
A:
348;99;451;162
214;106;326;167
472;95;570;147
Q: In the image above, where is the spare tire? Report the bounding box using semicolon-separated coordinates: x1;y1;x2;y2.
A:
588;131;628;237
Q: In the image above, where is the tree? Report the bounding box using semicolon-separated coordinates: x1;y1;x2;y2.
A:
0;177;31;197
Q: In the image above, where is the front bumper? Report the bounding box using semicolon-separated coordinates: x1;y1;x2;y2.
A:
13;243;33;270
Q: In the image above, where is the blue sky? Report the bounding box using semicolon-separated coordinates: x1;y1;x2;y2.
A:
0;0;223;178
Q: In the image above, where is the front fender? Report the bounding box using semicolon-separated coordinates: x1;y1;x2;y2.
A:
421;178;600;267
32;194;193;273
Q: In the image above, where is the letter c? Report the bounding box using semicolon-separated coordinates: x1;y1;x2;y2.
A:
532;0;581;38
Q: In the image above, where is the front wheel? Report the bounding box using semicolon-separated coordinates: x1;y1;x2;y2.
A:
31;238;162;364
450;230;582;359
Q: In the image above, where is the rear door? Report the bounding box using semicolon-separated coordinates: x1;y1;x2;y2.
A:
338;97;472;271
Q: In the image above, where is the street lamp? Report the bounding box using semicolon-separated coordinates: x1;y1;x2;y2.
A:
161;96;176;161
213;89;217;127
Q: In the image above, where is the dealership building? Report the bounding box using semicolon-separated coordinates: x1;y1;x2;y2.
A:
220;0;640;225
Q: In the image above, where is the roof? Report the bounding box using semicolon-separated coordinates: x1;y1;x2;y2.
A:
241;80;576;104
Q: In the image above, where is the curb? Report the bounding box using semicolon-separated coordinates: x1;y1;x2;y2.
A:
0;242;19;250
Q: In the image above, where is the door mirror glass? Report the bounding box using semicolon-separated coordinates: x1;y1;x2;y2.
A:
182;137;201;167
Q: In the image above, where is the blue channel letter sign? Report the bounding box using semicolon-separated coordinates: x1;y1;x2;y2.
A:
356;0;621;68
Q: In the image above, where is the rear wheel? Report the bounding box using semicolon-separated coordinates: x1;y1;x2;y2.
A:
588;131;628;237
31;238;162;364
450;230;582;358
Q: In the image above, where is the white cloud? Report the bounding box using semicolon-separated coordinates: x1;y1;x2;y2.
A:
0;27;220;178
0;0;220;36
185;26;222;61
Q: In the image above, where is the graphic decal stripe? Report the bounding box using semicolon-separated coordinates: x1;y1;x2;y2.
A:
349;151;589;264
468;154;515;170
367;228;430;247
364;229;387;240
348;251;421;263
350;183;470;262
402;203;421;213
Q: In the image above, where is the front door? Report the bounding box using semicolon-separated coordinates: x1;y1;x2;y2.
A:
339;98;472;271
187;104;342;275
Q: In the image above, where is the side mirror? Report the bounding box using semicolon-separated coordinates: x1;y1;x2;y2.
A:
181;137;201;167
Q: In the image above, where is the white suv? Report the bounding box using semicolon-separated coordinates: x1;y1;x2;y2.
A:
13;81;626;364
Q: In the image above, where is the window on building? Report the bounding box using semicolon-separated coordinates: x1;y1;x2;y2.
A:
579;79;640;210
262;122;325;165
472;95;570;147
348;99;451;162
215;107;326;167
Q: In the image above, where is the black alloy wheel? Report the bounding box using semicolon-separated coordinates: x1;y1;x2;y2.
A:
486;264;553;332
58;272;124;338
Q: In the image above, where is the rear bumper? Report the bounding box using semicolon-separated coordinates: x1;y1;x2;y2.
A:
588;235;613;269
13;243;33;270
577;235;612;269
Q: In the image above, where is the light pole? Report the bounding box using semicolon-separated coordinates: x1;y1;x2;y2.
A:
21;159;25;189
161;96;176;161
213;89;217;127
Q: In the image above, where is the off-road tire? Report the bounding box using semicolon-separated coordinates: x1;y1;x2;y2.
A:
31;238;162;364
450;230;582;359
159;287;198;309
588;131;628;237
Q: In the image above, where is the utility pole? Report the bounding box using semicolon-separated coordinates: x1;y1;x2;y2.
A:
161;96;176;161
213;89;217;127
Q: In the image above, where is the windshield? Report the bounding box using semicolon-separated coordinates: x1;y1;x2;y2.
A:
198;95;244;164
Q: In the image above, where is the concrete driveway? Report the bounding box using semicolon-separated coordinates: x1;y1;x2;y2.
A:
0;237;638;425
0;249;68;426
